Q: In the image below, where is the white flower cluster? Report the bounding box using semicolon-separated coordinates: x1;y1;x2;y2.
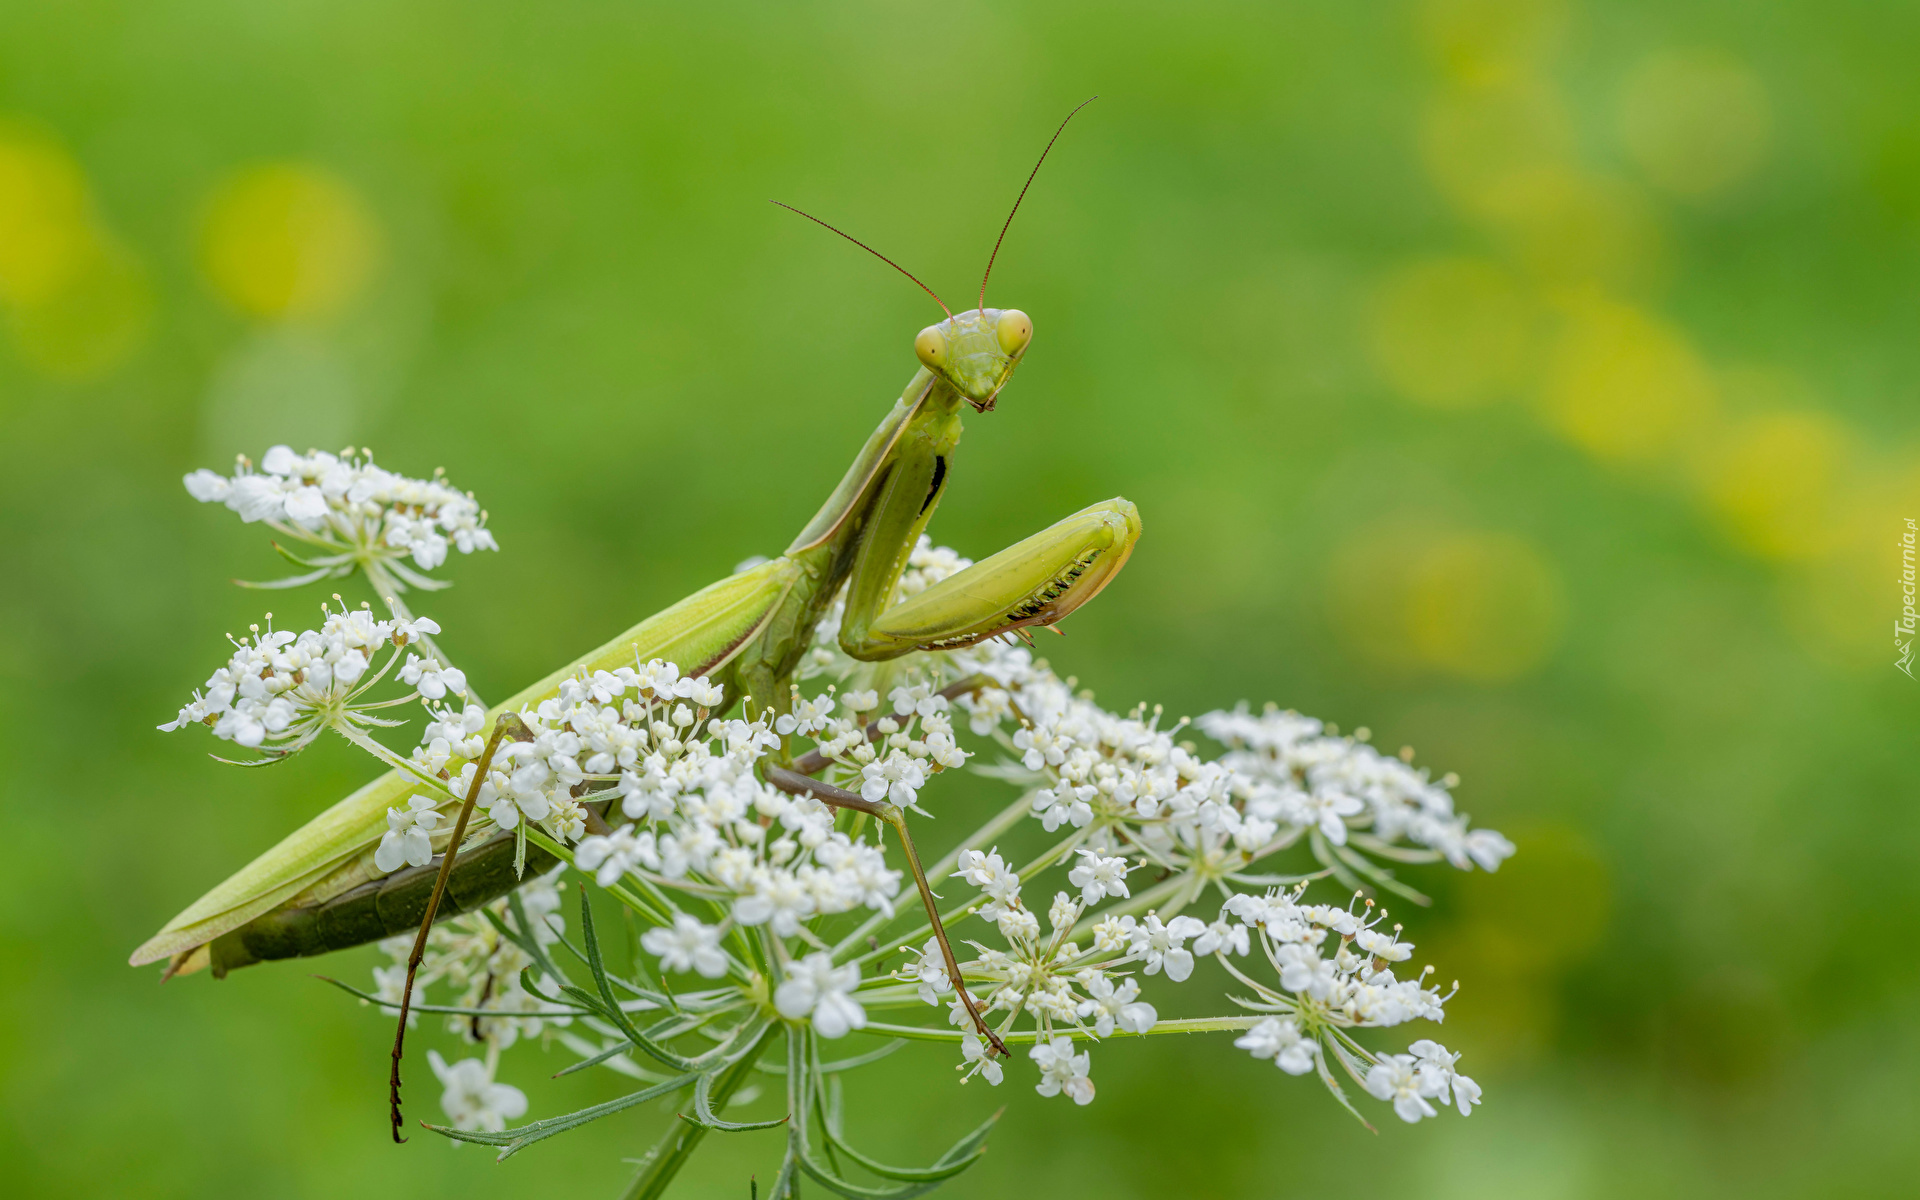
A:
160;604;452;755
184;445;497;577
948;646;1512;885
427;1050;527;1135
303;534;1510;1139
897;861;1166;1108
372;873;571;1132
1211;884;1483;1121
373;870;573;1051
1221;887;1447;1029
1199;704;1515;871
1363;1041;1482;1123
411;657;907;983
791;629;1503;1119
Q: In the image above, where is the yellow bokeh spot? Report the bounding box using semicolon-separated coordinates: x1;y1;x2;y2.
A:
1619;50;1771;200
1420;78;1574;214
1692;403;1852;562
1480;166;1665;295
1416;0;1569;87
0;122;92;307
8;237;152;380
1370;256;1538;409
1540;293;1717;461
1406;530;1566;681
1328;522;1565;682
1780;457;1920;667
200;163;380;321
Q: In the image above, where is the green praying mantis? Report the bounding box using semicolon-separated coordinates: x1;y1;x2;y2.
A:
133;101;1140;1124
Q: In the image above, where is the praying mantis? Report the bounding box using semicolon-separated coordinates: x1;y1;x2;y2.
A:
132;101;1139;1109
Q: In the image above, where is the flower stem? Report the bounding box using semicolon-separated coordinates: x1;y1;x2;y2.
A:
850;1015;1265;1044
367;560;485;709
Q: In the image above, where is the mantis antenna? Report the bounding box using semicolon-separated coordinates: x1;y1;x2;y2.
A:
769;200;953;319
978;95;1097;313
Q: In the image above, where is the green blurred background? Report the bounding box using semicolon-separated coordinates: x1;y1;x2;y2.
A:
3;0;1916;1195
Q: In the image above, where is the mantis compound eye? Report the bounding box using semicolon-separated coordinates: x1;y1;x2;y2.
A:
995;309;1033;357
915;325;948;370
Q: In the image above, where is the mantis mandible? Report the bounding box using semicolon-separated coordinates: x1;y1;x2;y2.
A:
131;98;1138;1132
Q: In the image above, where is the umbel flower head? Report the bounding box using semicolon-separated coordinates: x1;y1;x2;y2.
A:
160;601;453;761
162;442;1517;1184
323;599;1512;1137
183;445;497;591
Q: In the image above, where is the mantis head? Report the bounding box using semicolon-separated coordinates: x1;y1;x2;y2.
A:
777;98;1091;414
914;307;1032;412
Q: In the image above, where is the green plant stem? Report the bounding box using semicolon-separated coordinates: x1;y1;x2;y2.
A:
619;1023;779;1200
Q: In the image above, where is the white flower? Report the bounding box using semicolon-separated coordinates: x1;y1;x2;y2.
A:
573;824;656;887
640;914;729;979
183;447;499;579
1067;849;1131;906
907;936;952;1005
1076;974;1157;1037
859;750;928;808
952;848;1020;902
1356;926;1413;962
1463;828;1516;872
676;675;725;707
426;702;487;756
1090;914;1136;954
960;1032;1003;1085
1029;1036;1094;1105
775;693;836;736
1408;1039;1482;1115
996;905;1040;944
1013;722;1070;771
774;952;866;1039
1275;943;1338;1000
947;991;987;1030
841;689;879;712
1234;1016;1319;1075
1365;1053;1440;1123
371;964;426;1025
392;615;443;646
400;653;468;701
183;468;230;502
375;795;441;873
889;683;948;718
1126;914;1207;982
1192;918;1250;958
1047;892;1080;933
733;870;814;936
1308;788;1364;844
1032;784;1094;831
542;796;588;844
427;1050;528;1133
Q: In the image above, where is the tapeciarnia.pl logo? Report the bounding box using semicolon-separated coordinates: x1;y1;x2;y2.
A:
1899;518;1917;678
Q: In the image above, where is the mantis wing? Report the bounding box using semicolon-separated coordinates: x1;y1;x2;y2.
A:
131;557;799;968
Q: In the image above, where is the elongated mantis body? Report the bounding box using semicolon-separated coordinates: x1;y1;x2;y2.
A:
134;105;1139;1041
138;321;1140;967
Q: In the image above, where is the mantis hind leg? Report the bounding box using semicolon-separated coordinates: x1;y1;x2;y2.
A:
838;498;1142;660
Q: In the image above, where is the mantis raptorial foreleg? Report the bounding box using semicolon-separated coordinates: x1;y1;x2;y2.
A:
842;499;1141;657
